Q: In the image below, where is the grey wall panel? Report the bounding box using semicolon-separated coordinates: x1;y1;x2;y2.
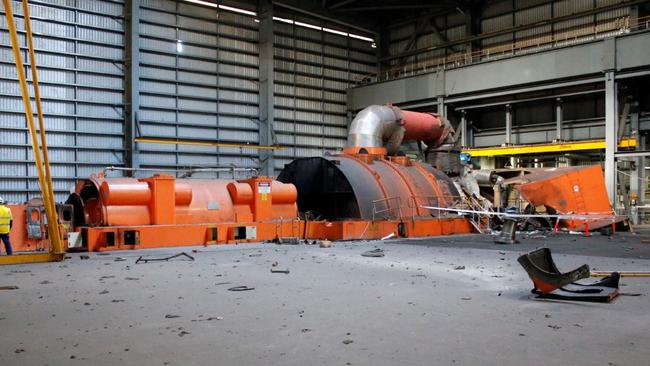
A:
0;0;125;203
273;19;376;173
138;0;260;177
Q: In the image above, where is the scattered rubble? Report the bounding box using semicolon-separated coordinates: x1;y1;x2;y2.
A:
228;286;255;291
270;269;290;274
361;248;385;257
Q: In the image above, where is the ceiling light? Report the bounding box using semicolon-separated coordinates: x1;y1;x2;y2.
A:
218;4;256;16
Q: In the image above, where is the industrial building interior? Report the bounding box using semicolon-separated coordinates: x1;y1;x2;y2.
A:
0;0;649;365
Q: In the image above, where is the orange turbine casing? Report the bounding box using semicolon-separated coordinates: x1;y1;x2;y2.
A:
277;153;473;240
70;174;301;251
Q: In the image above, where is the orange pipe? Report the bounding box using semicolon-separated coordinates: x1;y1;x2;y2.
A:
100;181;151;205
174;182;193;206
228;182;254;204
400;110;445;143
271;181;298;204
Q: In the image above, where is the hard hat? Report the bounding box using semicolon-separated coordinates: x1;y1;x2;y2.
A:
0;197;5;205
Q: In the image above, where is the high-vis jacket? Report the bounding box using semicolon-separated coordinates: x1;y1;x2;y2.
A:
0;205;12;234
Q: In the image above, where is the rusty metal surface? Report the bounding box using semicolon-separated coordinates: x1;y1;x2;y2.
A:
278;154;461;221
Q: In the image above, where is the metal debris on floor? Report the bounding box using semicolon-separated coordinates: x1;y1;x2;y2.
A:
494;216;519;244
518;248;620;302
227;286;255;291
135;252;195;264
270;269;290;274
361;248;385;257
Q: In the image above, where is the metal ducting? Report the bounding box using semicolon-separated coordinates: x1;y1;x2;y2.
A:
346;105;452;154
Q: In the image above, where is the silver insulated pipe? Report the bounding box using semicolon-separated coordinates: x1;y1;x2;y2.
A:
346;105;405;154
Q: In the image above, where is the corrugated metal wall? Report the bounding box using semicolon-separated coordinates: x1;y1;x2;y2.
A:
0;0;125;202
138;0;260;178
272;19;376;173
0;0;379;201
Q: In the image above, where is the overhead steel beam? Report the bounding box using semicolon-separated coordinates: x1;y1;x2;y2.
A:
328;0;358;10
453;89;604;110
615;151;650;158
258;0;275;176
339;4;451;12
124;0;140;176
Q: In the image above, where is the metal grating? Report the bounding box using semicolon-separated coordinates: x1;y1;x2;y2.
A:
272;19;376;173
0;0;125;203
138;0;260;179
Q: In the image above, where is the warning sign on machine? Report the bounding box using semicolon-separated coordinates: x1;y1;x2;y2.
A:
258;181;271;201
258;182;271;194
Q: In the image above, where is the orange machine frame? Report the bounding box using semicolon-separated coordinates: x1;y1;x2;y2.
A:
73;174;303;251
8;162;473;252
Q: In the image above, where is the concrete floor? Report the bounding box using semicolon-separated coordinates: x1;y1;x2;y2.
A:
0;233;648;366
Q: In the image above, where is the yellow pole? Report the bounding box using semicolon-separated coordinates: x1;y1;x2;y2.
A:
20;0;63;254
591;271;650;278
22;0;54;193
2;0;64;254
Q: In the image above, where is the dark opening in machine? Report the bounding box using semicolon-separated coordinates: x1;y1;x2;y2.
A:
278;157;360;221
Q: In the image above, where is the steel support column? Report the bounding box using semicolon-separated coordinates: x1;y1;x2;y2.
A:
437;96;446;120
505;104;512;145
258;0;275;176
459;110;467;147
630;4;639;27
124;0;140;176
630;106;644;221
605;71;618;208
555;98;563;141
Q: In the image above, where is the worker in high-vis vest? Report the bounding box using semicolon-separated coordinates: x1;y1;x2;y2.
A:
0;197;13;255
